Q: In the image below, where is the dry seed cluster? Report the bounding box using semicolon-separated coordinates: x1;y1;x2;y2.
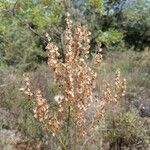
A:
23;13;126;137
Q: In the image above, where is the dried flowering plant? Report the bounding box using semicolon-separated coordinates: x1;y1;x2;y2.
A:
22;13;126;149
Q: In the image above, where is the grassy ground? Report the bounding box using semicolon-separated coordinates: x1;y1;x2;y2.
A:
0;50;149;149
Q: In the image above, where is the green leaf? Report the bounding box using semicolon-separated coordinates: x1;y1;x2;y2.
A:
96;29;123;46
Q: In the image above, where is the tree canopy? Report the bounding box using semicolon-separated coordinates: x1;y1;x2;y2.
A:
0;0;149;70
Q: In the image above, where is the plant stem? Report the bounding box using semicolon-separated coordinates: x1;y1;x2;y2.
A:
67;105;71;149
75;123;77;150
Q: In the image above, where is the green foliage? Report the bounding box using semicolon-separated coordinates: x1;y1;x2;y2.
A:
70;0;125;51
19;99;43;137
102;107;149;148
1;20;43;69
18;0;63;27
0;0;63;27
89;0;104;13
0;0;63;70
123;0;150;50
0;0;149;70
96;28;123;47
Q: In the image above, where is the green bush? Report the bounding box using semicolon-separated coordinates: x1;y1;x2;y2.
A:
100;106;149;149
